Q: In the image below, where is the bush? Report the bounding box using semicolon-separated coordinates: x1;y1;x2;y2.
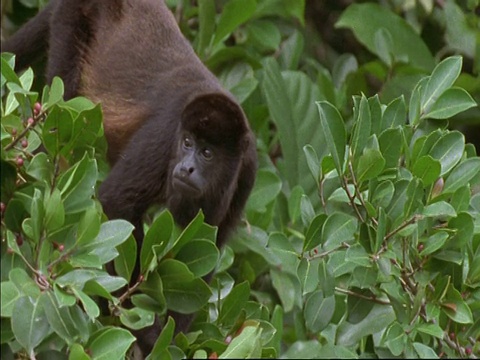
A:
2;1;479;359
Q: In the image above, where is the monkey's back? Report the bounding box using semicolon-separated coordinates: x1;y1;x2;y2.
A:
80;0;222;162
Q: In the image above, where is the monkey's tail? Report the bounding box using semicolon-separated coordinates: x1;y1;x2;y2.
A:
1;1;57;70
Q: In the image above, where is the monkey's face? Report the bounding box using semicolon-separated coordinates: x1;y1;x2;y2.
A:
172;132;219;197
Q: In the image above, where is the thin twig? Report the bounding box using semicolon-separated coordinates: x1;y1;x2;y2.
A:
335;287;391;305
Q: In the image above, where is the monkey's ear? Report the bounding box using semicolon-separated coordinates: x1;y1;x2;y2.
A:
182;93;249;150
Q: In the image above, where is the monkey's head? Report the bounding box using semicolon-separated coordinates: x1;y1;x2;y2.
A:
171;93;250;198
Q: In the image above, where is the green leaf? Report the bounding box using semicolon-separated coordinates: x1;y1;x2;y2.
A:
351;95;371;161
416;323;444;339
413;343;439;359
411;155;441;186
374;28;394;66
1;57;21;85
141;210;174;273
9;268;41;298
318;260;335;297
317;101;346;176
246;170;282;213
444;1;476;57
337;304;395;346
0;281;21;317
158;260;211;314
421;56;462;112
218;281;250;326
71;288;99;321
282;340;322;359
119;307;155;330
423;87;476;120
147;317;175;360
371;180;395;209
384;322;407;356
270;269;300;312
76;206;101;247
57;153;97;213
176;239;219;277
68;344;90;360
303;145;321;186
409;77;428;125
40;292;77;344
196;0;215;57
423;201;456;218
322;212;357;251
246;20;281;53
219;324;262;359
213;0;256;46
44;188;65;232
378;128;402;169
304;290;335;333
429;131;464;176
28;188;44;242
26;152;54;184
297;258;319;295
444;158;480;193
381;96;406;131
12;296;49;356
303;214;327;252
346;244;371;267
87;327;136;360
336;3;434;71
300;195;315;227
137;271;166;310
261;62;326;202
80;220;134;264
43;106;74;157
114;235;137;283
374;208;387;253
171;210;216;256
65;104;104;154
441;285;473;324
46;77;65;108
419;231;449;256
355;149;385;183
268;233;299;275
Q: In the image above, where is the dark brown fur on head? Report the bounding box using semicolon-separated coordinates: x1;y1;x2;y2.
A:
182;93;249;153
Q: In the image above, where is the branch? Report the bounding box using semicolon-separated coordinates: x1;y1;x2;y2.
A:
335;287;391;305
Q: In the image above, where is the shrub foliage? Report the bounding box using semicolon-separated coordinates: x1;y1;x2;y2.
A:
1;0;479;359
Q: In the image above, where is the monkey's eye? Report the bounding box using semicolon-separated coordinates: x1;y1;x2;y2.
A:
201;148;213;160
183;137;193;148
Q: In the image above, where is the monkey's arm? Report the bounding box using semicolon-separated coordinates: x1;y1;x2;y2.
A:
217;135;258;246
98;114;175;233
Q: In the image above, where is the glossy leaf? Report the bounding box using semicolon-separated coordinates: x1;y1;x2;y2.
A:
213;0;256;46
218;281;250;326
304;290;335;333
444;158;480;193
12;296;49;356
176;239;219;278
421;56;462;112
87;327;136;360
337;305;395;346
317;101;346;176
423;87;476;119
336;3;434;71
355;148;385;183
429;131;464;176
322;212;357;251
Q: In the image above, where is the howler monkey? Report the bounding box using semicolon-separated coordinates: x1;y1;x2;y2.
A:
3;0;257;354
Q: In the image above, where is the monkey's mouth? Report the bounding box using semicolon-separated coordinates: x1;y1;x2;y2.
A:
172;177;201;196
